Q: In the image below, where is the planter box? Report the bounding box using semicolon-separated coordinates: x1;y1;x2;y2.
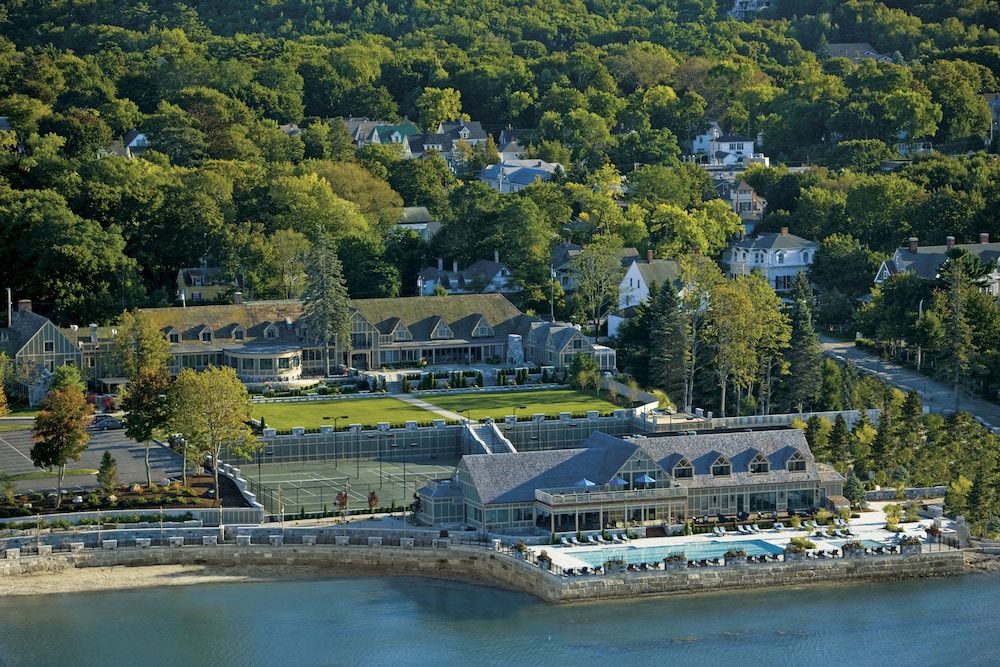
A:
604;561;627;575
663;559;687;571
900;544;922;555
843;548;866;559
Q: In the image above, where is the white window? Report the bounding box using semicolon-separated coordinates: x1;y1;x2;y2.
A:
749;454;769;474
711;456;731;477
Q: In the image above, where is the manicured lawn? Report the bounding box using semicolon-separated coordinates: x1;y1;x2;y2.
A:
420;388;620;422
253;397;438;431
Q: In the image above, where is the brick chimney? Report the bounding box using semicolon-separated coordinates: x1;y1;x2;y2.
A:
780;227;789;236
647;249;654;263
981;232;990;244
908;237;918;253
946;236;955;249
17;299;31;313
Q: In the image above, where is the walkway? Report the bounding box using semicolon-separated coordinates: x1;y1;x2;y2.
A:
395;394;467;421
820;335;1000;431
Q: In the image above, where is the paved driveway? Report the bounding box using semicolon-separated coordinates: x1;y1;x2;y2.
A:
820;335;1000;430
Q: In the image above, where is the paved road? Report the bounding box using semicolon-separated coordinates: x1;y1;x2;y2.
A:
0;425;184;495
820;335;1000;430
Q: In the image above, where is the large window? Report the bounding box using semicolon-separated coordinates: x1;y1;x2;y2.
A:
749;454;769;474
673;459;693;479
787;451;806;472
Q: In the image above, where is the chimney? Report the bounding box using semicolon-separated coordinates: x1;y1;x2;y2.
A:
437;257;443;272
981;233;990;244
89;324;98;343
647;249;654;263
780;227;789;236
453;260;459;273
233;291;243;304
494;250;499;263
946;236;955;249
17;299;31;313
908;237;918;253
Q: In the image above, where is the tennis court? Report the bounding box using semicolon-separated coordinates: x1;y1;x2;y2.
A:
247;456;460;516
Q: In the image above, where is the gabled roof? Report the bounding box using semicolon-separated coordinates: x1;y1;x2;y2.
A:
350;294;527;340
729;230;817;251
400;206;435;224
716;133;753;143
176;267;227;286
892;240;1000;281
437;120;489;142
551;243;582;270
627;257;683;292
3;310;49;354
408;133;454;154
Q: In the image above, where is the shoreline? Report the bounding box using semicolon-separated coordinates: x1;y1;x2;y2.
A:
1;550;995;599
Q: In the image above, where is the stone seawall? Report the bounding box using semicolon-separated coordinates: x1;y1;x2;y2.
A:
0;542;967;604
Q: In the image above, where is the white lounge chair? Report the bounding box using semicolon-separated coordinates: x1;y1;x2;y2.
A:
561;537;573;547
619;533;631;542
586;535;599;545
570;536;584;546
772;522;786;531
717;526;732;536
596;535;609;544
737;525;752;535
611;533;624;543
751;524;763;533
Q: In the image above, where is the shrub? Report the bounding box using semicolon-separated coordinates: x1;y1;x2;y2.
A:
784;537;816;553
724;549;748;559
899;535;922;546
663;552;686;562
842;541;866;550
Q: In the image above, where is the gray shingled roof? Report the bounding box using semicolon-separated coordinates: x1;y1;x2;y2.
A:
730;231;816;251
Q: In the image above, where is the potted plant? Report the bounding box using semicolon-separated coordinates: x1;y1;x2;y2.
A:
724;548;749;565
663;552;687;570
841;540;867;558
515;540;528;558
784;536;815;561
899;535;922;554
537;549;552;570
603;558;627;574
925;524;942;539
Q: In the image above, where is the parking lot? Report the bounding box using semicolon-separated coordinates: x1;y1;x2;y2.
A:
0;426;184;495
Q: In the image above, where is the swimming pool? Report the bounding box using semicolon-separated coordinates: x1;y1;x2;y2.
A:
566;539;784;567
828;539;886;550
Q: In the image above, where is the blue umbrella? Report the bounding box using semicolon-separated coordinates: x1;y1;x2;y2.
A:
607;477;627;487
574;478;597;487
636;474;655;485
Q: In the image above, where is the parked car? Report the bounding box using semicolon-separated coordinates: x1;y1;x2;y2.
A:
95;417;124;430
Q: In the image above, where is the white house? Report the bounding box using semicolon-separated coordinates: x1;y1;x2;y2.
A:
608;252;683;337
720;228;818;292
691;123;768;167
417;254;518;296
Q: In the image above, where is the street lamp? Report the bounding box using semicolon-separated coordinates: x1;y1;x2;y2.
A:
323;414;349;467
368;432;394;488
510;405;527;445
457;408;472;425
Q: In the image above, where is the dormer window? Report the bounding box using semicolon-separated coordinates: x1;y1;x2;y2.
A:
673;458;693;479
234;327;245;341
472;319;494;338
776;251;785;264
264;324;278;339
430;318;453;339
787;451;806;472
749;453;769;474
169;332;179;344
711;456;731;477
201;331;212;343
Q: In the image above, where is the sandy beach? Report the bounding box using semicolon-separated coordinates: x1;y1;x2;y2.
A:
0;563;329;597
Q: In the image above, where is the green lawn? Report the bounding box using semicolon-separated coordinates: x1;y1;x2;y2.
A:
420;388;620;422
253;397;438;431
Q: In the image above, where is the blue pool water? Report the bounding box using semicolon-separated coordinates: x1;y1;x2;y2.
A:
567;539;783;566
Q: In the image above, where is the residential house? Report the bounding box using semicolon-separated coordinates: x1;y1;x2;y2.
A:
874;234;1000;295
480;160;562;192
359;123;418;149
398;206;442;242
825;43;894;65
728;0;771;21
498;128;526;161
0;300;82;404
422;427;841;534
175;267;233;304
437;120;490;146
714;177;766;232
552;244;640;294
417;255;517;296
690;123;768;167
721;228;818;291
102;130;149;159
607;252;682;337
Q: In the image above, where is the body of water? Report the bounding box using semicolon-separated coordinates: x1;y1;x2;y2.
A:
2;573;997;666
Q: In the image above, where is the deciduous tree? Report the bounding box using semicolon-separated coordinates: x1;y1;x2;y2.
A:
31;387;93;507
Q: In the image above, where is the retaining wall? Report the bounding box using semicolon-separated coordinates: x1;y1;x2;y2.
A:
0;534;966;604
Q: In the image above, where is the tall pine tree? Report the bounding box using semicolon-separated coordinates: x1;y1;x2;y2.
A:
301;225;353;376
782;273;822;412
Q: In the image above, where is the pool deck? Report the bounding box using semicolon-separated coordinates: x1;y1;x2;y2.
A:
533;502;940;570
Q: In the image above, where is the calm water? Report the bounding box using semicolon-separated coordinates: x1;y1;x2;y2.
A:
2;573;998;666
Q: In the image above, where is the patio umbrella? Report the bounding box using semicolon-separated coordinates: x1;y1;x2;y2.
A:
574;478;597;487
636;474;655;489
606;477;627;487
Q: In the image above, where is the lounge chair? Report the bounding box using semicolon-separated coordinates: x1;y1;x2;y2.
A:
751;524;763;533
772;522;786;531
716;526;731;536
619;533;631;542
738;525;752;535
560;537;573;547
596;535;609;544
570;536;584;546
611;533;624;543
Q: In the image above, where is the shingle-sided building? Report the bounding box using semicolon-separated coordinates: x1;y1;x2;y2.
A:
1;300;82;403
425;428;840;534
